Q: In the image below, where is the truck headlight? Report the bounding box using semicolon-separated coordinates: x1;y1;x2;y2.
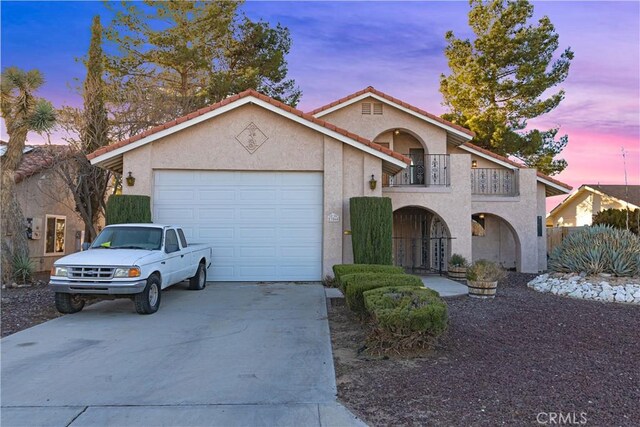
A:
51;266;68;277
114;267;141;278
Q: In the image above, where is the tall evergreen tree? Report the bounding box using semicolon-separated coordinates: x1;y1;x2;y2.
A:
104;1;300;138
440;0;574;175
0;67;56;283
55;15;111;242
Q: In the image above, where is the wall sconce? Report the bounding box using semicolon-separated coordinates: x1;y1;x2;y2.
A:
479;213;485;219
369;174;377;190
471;160;478;168
125;171;136;187
394;129;400;136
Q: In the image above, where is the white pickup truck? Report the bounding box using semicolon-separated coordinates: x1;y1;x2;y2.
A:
50;224;212;315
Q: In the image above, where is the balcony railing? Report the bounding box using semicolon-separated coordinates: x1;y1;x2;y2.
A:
471;168;519;196
384;154;450;187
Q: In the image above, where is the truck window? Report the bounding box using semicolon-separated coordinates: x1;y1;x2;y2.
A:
165;229;180;253
177;229;188;248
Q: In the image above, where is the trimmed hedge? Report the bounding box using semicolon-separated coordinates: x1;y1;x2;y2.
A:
364;286;448;350
342;273;423;315
332;264;404;288
106;195;152;225
350;197;393;265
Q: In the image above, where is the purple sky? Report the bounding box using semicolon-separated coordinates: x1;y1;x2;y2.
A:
2;1;639;211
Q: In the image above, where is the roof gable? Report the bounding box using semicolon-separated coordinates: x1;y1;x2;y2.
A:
88;89;409;173
550;184;640;216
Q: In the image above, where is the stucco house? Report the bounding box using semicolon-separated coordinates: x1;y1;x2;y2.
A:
547;184;640;227
87;87;571;281
2;143;87;273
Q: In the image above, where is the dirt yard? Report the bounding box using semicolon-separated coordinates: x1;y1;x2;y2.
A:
328;273;639;426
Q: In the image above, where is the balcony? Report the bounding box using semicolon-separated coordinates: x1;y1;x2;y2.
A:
384;154;450;187
471;168;519;196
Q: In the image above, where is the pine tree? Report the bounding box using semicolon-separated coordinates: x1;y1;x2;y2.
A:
440;0;574;175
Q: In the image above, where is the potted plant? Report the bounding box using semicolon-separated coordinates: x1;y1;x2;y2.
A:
447;254;468;282
466;259;506;298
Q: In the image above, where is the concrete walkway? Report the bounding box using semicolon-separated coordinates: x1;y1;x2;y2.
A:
1;282;366;427
421;275;469;297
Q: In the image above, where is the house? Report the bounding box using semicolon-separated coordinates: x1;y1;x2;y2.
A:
2;143;87;273
547;184;640;227
87;87;572;281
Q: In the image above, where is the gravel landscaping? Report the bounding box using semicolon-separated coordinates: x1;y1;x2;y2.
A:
529;273;640;304
1;276;61;338
328;272;640;426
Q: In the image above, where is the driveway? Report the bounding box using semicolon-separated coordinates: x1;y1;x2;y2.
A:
1;283;365;426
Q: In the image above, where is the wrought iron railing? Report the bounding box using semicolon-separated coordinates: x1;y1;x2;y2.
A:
471;168;519;196
384;154;450;187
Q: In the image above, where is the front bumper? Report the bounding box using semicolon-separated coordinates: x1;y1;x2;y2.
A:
49;278;147;295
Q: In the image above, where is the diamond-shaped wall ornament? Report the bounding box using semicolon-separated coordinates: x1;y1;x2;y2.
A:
235;122;268;154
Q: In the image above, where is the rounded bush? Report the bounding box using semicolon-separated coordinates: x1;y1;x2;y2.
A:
332;264;404;288
549;225;640;277
341;273;423;315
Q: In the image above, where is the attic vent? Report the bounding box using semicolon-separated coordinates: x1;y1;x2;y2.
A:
361;103;372;115
373;103;383;115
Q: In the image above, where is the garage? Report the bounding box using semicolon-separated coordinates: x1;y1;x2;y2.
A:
153;170;323;281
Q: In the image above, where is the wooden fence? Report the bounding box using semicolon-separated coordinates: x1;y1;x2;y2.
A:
546;226;584;255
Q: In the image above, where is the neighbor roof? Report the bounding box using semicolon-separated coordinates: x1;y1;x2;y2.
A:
88;89;410;174
8;145;73;184
308;86;475;145
549;184;640;217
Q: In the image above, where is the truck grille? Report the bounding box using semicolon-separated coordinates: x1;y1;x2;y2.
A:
68;267;115;279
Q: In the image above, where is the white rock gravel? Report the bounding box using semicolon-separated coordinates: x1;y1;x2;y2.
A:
528;273;640;305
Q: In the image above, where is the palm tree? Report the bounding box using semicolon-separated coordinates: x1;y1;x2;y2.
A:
1;67;56;284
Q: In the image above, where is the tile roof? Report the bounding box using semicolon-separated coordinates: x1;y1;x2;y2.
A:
308;86;475;137
87;89;411;165
584;184;640;207
461;141;572;191
13;145;73;184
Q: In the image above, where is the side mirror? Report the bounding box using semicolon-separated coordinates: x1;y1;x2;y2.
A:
81;242;90;251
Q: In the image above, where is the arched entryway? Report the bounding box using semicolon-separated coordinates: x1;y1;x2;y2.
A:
393;206;452;274
471;212;521;271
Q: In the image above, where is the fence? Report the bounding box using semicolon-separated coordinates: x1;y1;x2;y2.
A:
546;226;584;255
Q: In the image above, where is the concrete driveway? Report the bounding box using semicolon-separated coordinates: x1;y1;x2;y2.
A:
1;283;365;426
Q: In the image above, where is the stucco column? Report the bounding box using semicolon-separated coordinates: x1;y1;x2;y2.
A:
323;137;344;277
447;154;473;262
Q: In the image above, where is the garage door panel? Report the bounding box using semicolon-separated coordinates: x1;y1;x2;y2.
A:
154;171;322;281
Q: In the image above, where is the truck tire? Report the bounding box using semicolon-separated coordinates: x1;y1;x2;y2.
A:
188;263;207;290
134;275;161;315
55;293;85;314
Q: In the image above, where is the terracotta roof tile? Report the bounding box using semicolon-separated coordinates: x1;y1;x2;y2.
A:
13;145;74;184
308;86;475;137
87;89;411;165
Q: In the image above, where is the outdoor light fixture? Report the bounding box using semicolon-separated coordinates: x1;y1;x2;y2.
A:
369;174;377;190
471;160;478;168
394;129;400;135
479;213;485;219
125;172;136;187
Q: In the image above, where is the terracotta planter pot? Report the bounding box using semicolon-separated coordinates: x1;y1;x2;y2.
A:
447;266;467;282
467;279;497;298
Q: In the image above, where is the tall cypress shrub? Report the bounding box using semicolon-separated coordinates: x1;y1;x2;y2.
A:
106;195;152;225
350;197;393;265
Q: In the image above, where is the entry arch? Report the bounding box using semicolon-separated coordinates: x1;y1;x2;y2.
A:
471;211;522;272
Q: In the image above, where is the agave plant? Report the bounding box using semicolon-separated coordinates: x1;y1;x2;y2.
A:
12;253;35;284
549;225;640;277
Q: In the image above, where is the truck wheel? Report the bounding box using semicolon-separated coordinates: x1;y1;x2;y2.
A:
134;275;161;314
188;263;207;290
55;293;85;314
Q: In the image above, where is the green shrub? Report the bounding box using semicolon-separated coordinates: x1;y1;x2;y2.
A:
106;195;152;225
332;264;404;287
349;197;392;264
466;259;506;282
592;208;639;235
364;286;448;352
448;253;468;268
549;225;640;277
12;253;35;284
342;273;423;315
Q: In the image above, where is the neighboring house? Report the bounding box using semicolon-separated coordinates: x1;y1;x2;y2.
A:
547;184;640;227
2;142;86;273
88;87;571;280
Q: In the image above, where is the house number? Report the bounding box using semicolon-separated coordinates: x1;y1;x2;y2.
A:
327;213;340;223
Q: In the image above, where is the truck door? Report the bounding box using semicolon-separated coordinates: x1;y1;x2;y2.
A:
164;229;184;285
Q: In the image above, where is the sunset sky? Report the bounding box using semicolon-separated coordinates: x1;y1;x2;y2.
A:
2;1;638;211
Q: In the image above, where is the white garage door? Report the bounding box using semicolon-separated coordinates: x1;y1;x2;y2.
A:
153;171;323;281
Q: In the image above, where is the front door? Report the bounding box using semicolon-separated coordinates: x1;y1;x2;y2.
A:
430;218;448;272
